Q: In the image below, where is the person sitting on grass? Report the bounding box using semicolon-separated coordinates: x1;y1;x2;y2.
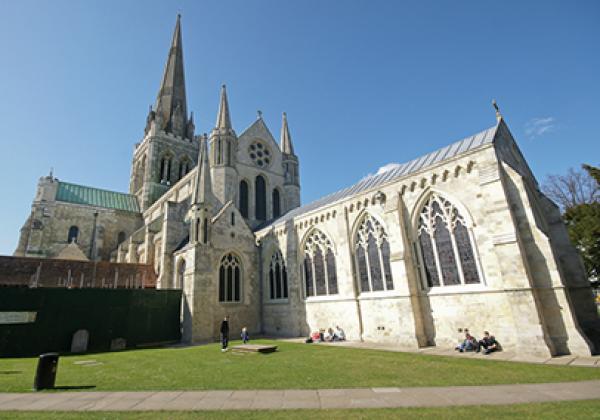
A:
310;331;321;342
323;328;333;342
241;327;249;344
335;325;346;341
455;329;477;352
477;331;500;355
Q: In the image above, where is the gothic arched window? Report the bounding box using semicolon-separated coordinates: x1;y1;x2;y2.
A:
239;180;249;218
268;251;288;300
117;231;126;245
67;226;79;243
354;214;394;293
416;193;481;288
272;189;281;219
255;175;266;221
302;229;338;297
219;253;241;302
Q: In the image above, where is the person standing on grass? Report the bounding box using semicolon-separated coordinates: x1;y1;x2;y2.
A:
220;315;230;352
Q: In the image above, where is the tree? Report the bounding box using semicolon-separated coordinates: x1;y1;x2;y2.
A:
543;167;599;211
544;164;600;281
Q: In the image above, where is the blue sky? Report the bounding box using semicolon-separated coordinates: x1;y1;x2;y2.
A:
0;0;598;254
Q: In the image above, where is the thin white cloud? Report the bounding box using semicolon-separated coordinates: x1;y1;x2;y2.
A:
376;163;401;175
361;162;401;180
525;117;555;139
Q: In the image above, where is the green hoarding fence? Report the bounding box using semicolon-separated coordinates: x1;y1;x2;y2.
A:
0;288;181;357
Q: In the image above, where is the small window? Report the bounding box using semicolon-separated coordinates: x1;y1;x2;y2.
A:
67;226;79;243
231;212;235;226
117;231;126;245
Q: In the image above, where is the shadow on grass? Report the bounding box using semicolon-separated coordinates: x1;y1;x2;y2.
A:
51;385;96;390
0;371;22;374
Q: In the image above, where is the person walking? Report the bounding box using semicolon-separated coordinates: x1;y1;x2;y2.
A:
220;316;230;352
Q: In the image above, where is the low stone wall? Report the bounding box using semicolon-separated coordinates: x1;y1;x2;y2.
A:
0;255;157;288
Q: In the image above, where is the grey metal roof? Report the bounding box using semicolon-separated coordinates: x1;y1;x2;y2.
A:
256;123;498;231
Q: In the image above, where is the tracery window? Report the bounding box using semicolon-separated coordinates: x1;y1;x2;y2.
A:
302;229;338;297
239;180;249;218
268;251;288;300
219;253;241;302
416;193;481;288
354;214;393;292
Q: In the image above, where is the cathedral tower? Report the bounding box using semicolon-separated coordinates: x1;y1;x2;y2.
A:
129;14;198;211
280;112;300;211
209;85;238;205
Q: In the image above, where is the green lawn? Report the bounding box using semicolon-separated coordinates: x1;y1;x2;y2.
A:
1;340;599;392
1;401;600;419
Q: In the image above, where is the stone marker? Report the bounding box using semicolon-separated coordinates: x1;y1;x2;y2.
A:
70;329;89;353
110;338;126;350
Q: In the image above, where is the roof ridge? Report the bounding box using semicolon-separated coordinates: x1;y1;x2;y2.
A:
257;123;498;231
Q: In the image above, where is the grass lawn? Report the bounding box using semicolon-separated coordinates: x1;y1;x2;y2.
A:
1;401;600;419
1;340;599;392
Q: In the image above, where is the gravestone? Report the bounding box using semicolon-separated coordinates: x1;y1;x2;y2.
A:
110;338;126;351
70;329;89;353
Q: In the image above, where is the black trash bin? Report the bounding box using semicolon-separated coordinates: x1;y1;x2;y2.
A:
34;353;59;391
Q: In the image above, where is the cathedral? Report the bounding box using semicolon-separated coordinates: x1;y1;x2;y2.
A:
14;16;599;357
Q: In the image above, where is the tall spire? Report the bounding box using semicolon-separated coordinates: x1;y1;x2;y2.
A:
280;112;295;155
215;85;232;130
191;134;212;206
154;14;189;137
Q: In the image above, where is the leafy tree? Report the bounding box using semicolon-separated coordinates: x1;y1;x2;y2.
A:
544;165;600;281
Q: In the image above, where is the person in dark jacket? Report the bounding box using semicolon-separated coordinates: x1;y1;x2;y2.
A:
220;316;229;352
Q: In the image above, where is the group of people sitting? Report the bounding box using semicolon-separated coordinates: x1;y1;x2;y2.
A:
455;329;500;355
307;326;346;343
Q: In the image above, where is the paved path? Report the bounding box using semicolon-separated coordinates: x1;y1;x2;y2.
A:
1;381;600;411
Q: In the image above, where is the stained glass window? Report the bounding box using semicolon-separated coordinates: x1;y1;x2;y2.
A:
304;256;313;297
454;222;480;284
314;247;326;296
326;249;338;295
302;229;338;297
416;194;481;288
354;214;394;292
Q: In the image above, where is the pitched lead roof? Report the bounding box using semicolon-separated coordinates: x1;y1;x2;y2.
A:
56;182;140;212
257;123;499;231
